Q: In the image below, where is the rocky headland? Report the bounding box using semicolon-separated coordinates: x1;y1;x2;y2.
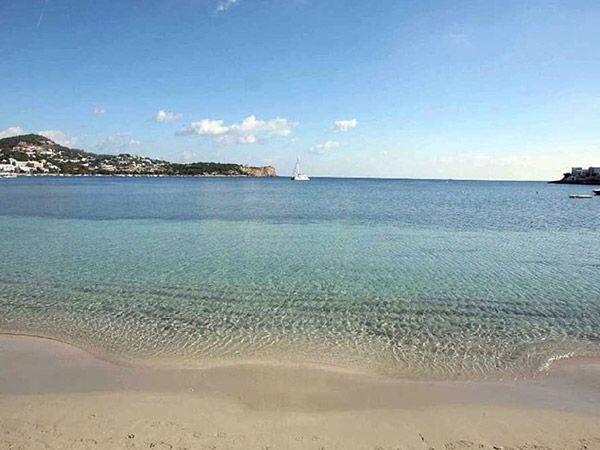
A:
550;166;600;185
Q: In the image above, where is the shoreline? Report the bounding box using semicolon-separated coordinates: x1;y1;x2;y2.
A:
3;329;598;384
0;173;277;178
2;335;600;449
2;333;600;407
549;180;600;186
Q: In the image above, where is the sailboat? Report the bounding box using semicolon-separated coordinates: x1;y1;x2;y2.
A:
291;155;310;181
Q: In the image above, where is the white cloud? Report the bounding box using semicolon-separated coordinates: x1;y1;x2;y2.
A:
0;126;26;139
38;130;78;147
182;151;195;162
332;119;358;132
95;133;140;154
238;134;257;144
93;107;107;115
309;140;340;154
216;0;240;12
178;119;229;136
177;115;295;145
154;109;183;123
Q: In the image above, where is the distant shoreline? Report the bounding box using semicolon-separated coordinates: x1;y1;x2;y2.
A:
0;173;584;182
1;173;278;178
548;180;600;186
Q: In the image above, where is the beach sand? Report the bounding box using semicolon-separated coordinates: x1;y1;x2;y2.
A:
1;335;600;450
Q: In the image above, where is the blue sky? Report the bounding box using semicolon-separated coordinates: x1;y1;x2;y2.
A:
1;0;599;179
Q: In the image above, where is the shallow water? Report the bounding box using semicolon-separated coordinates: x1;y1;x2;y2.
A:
1;177;599;378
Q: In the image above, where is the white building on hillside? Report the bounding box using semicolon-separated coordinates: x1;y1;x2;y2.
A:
565;166;600;182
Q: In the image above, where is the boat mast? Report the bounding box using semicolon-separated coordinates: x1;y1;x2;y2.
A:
293;155;301;177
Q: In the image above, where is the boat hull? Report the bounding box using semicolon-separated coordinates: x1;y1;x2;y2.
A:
569;194;594;199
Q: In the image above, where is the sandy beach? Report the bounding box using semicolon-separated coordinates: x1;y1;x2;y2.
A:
1;335;600;450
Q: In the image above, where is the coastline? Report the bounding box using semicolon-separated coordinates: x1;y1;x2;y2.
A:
549;180;600;186
1;173;279;178
3;325;598;383
2;335;600;450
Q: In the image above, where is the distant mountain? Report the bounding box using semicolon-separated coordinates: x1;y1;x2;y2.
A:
0;134;276;177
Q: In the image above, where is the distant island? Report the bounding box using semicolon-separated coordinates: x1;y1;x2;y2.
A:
0;134;277;177
550;166;600;185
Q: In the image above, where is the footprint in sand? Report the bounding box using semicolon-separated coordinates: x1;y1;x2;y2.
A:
517;444;552;450
148;441;173;449
70;437;98;449
446;441;475;450
579;438;600;450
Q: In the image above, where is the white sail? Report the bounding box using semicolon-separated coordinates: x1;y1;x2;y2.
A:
291;154;309;181
293;155;301;178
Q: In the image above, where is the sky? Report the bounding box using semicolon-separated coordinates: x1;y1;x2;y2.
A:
1;0;599;179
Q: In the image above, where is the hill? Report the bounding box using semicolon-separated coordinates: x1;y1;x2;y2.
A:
0;134;276;177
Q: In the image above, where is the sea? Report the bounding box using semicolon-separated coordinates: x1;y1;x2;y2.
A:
1;176;599;379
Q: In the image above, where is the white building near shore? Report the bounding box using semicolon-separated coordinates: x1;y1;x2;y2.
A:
0;164;15;173
564;166;600;182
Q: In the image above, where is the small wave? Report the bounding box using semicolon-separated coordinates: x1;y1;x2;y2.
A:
538;352;577;373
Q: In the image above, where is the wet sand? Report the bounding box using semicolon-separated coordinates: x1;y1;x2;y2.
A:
1;334;600;450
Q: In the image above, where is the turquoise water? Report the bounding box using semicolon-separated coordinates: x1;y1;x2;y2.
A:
1;177;599;378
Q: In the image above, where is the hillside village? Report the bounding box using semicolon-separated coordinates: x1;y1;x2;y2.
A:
0;134;276;177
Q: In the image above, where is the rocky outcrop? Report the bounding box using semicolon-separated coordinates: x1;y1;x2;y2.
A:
240;165;277;177
550;168;600;185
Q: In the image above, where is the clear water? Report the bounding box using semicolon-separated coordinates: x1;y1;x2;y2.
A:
1;177;599;379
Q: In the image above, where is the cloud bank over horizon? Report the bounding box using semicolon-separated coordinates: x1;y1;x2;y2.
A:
38;130;78;147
